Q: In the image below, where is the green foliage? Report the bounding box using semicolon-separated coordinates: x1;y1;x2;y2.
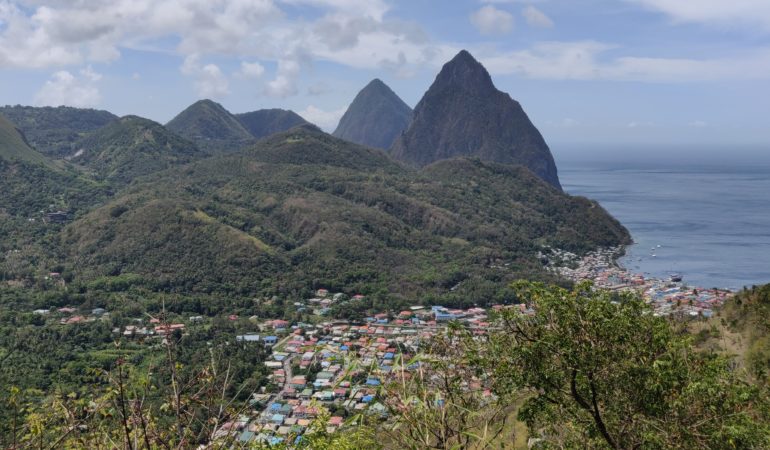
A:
0;105;117;158
380;326;513;449
165;99;255;154
723;284;770;384
61;126;629;303
0;114;56;168
71;115;205;186
484;281;770;449
235;108;308;139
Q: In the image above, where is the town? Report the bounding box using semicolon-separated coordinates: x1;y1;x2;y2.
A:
547;246;733;318
27;248;736;446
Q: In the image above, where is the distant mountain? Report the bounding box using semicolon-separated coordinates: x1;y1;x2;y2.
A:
165;99;254;153
333;79;412;149
62;126;628;300
235;109;309;139
391;50;562;189
0;105;117;158
71;115;205;186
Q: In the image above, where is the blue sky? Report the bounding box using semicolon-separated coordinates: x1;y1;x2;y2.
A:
1;0;769;154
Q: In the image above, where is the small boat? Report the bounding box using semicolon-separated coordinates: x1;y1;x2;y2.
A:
670;273;683;282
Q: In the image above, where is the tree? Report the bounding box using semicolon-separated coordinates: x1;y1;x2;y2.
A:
380;324;513;449
483;281;770;449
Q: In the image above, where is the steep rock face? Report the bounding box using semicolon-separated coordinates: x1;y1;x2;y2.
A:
71;115;204;186
391;50;561;189
165;99;254;153
235;109;309;139
333;79;412;149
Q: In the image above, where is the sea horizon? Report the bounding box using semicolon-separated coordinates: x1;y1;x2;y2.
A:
558;146;770;291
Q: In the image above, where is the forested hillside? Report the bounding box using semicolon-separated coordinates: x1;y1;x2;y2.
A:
61;125;629;304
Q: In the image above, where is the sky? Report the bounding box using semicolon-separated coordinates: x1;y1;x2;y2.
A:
1;0;769;155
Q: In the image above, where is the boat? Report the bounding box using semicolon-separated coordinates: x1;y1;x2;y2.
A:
669;273;683;282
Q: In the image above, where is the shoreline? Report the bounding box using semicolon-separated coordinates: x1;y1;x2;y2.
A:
545;246;733;318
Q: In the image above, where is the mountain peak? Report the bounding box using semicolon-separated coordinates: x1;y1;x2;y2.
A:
390;51;562;189
434;50;494;95
166;99;254;153
333;78;412;149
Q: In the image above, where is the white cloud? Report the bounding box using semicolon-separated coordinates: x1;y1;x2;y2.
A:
522;6;553;28
629;0;770;31
470;5;515;35
237;61;266;78
627;121;655;128
689;120;708;128
264;59;301;97
280;0;389;20
34;68;102;107
0;0;283;69
297;104;346;131
482;41;770;82
0;0;446;92
307;82;332;96
181;54;229;98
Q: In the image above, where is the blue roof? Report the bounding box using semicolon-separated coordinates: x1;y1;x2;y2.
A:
239;431;255;442
264;336;278;341
270;402;282;410
366;378;381;386
383;352;394;359
340;345;349;351
271;414;285;422
362;395;374;402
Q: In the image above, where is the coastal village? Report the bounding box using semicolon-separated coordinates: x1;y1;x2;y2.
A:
29;247;736;445
546;246;733;318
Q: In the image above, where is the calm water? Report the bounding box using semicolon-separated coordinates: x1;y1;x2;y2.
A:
559;157;770;290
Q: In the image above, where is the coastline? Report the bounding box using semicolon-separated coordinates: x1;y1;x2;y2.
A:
546;245;733;318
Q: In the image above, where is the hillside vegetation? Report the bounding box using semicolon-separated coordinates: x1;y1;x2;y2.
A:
235;108;308;139
61;125;629;303
166;99;256;153
71;115;205;186
0;105;117;157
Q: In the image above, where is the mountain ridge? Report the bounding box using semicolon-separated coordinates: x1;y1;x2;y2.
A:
61;126;629;299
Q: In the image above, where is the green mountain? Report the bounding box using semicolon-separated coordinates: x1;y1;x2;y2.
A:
235;108;309;139
333;79;413;149
61;125;628;301
0;105;117;158
71;115;205;186
165;99;254;153
391;50;562;190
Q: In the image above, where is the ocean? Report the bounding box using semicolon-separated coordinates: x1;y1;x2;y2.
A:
557;150;770;291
